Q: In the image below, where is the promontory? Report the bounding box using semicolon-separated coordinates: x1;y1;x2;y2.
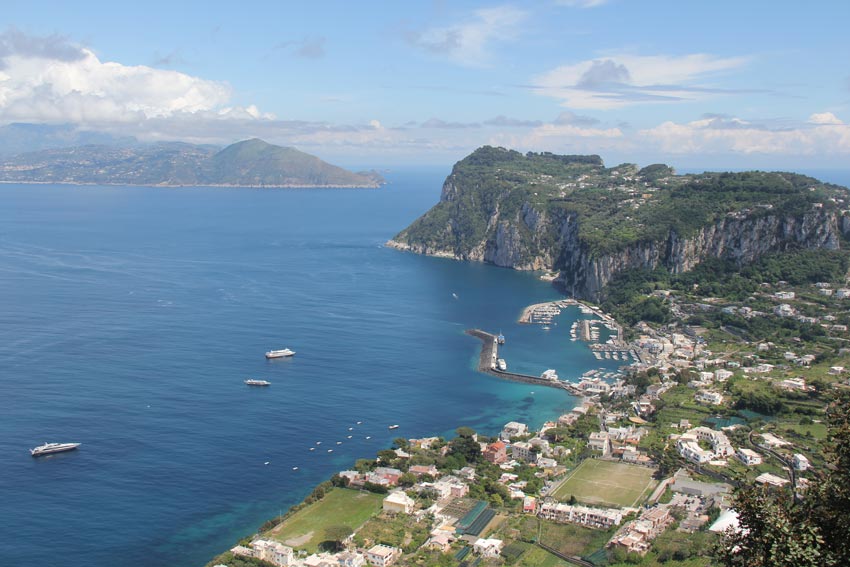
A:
388;146;850;300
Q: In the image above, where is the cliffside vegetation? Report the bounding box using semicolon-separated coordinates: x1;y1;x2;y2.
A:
391;146;850;299
601;249;850;326
397;146;845;256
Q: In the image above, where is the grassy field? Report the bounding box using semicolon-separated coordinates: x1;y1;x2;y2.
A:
538;519;614;558
268;488;383;552
552;459;657;508
517;545;576;567
353;511;431;553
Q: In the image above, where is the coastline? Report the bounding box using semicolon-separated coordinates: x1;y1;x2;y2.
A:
207;297;617;565
0;180;384;189
384;239;459;259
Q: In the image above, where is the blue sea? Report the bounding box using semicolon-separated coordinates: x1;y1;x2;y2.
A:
0;169;615;567
4;167;848;567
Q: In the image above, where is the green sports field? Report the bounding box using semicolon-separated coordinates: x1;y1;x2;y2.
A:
551;459;657;508
268;488;383;552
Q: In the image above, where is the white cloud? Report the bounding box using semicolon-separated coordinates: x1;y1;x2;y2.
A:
809;112;843;125
533;53;749;109
556;0;609;7
0;32;266;125
639;115;850;155
406;6;526;67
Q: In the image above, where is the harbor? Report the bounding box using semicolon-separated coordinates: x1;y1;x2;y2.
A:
466;294;640;396
465;329;583;395
520;299;626;346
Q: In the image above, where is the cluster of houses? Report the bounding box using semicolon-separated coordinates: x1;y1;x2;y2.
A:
608;507;673;555
477;421;562;474
228;540;402;567
586;426;651;464
537;501;623;529
675;427;735;465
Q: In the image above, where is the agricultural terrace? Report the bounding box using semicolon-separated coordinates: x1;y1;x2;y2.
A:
268;488;383;552
552;459;657;508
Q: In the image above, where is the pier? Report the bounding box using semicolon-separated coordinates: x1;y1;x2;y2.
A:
465;329;582;394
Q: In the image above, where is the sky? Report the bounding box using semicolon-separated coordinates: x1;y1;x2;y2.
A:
3;0;850;168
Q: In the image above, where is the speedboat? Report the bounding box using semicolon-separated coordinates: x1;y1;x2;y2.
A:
30;442;80;457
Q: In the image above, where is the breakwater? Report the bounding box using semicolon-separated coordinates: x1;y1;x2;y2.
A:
465;329;582;394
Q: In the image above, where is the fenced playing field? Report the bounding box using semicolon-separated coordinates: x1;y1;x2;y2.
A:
551;459;657;508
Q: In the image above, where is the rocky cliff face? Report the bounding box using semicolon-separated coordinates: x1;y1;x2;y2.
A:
388;178;847;301
389;149;850;300
562;210;843;300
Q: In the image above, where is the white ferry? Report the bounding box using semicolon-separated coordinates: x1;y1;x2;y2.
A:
245;379;271;386
497;358;507;371
265;348;295;359
30;442;81;457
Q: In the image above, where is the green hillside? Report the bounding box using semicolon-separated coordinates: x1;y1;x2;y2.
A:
0;138;383;188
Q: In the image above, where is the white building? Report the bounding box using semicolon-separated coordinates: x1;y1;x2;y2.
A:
714;369;734;382
472;538;504;558
365;545;401;567
774;304;795;317
736;448;763;466
793;454;810;471
383;491;415;514
234;540;295;567
755;472;790;487
695;390;724;405
677;439;712;464
677;427;734;463
836;288;850;299
510;441;536;463
779;377;807;391
501;421;529;441
588;431;611;456
538;502;623;529
338;553;366;567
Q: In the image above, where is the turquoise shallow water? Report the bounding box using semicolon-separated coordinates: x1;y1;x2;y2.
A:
16;165;845;566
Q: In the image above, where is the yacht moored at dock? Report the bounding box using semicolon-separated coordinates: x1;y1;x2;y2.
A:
30;442;81;457
265;348;295;359
245;379;271;386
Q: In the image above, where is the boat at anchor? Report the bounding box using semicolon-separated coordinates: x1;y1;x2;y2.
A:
265;348;295;359
30;442;81;457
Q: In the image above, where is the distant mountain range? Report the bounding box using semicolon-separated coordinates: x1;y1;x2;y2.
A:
0;135;383;188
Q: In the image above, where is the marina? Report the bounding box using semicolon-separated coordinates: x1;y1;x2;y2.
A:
467;296;638;395
465;329;582;395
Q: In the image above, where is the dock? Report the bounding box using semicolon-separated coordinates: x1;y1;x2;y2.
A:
465;329;582;394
